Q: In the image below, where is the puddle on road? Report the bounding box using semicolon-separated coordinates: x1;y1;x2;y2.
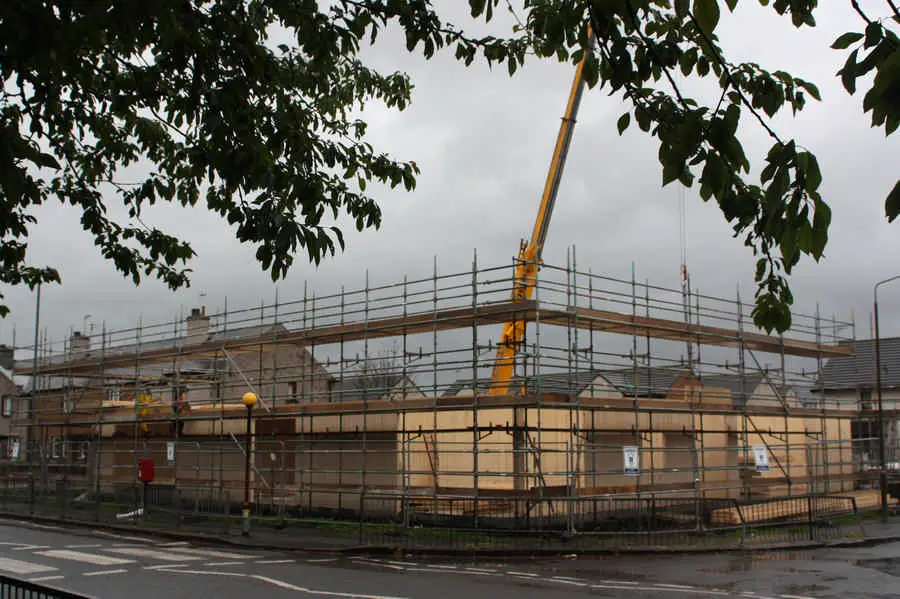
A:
856;557;900;577
785;583;829;594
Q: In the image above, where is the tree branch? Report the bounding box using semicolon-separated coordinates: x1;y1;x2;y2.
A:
684;11;785;146
887;0;900;20
851;0;874;24
624;1;690;110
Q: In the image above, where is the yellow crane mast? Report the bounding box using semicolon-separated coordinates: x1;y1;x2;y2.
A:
488;28;596;395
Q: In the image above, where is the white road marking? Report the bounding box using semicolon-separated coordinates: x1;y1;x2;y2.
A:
550;578;588;587
407;567;472;575
11;544;50;551
157;541;190;547
149;568;249;577
26;523;62;531
165;547;254;559
257;559;295;565
203;561;244;567
144;563;192;571
252;574;412;599
464;567;497;573
352;559;405;571
91;530;157;544
103;547;203;562
590;584;728;596
65;544;103;549
780;596;817;599
0;557;58;575
600;579;640;586
37;549;134;566
306;557;338;563
83;569;128;577
382;560;419;567
29;575;66;583
656;583;698;590
423;564;457;570
507;571;538;577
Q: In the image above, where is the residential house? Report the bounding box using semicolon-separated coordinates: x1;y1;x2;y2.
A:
0;345;25;458
817;337;900;468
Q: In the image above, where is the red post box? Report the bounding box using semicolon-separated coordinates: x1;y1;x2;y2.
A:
137;458;155;483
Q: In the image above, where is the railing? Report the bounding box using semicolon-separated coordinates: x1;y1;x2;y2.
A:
0;574;92;599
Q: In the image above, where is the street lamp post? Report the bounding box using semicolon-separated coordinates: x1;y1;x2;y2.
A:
241;391;258;536
874;275;900;521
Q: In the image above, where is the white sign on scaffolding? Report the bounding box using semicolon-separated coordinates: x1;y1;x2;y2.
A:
623;446;640;476
752;445;770;473
166;441;175;466
10;440;19;460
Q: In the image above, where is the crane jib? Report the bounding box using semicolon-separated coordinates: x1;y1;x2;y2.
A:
488;27;597;395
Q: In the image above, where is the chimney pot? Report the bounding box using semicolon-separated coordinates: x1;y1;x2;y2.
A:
186;306;210;345
70;331;91;356
0;345;13;370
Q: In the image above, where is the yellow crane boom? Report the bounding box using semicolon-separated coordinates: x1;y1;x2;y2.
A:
488;29;596;395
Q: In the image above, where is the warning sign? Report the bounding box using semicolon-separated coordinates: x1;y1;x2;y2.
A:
752;445;769;472
623;446;640;476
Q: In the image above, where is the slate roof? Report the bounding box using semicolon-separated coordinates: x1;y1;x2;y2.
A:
22;323;293;372
16;322;305;388
0;366;28;391
330;374;419;403
817;337;900;391
442;366;688;398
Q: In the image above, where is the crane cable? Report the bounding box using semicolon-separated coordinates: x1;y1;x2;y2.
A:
679;184;688;285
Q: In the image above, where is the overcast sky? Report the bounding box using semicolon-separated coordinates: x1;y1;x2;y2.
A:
2;2;898;363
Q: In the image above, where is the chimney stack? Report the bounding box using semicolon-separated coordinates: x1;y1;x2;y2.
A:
186;306;210;345
0;345;13;370
70;331;91;356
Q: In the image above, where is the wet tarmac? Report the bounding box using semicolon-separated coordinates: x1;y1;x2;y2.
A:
423;541;900;597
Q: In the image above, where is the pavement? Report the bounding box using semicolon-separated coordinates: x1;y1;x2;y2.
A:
1;519;900;598
8;505;900;557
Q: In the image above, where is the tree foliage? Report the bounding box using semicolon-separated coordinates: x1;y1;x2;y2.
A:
1;1;898;334
463;0;897;334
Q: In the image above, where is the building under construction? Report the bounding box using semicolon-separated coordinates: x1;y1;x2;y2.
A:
5;252;875;531
1;27;879;536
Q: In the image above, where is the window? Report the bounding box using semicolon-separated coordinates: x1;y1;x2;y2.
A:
861;390;873;411
107;387;120;403
1;396;12;417
288;381;299;403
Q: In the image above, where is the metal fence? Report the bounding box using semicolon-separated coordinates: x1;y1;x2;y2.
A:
0;574;91;599
0;435;881;553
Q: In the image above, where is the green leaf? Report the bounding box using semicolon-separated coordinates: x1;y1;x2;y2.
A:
865;22;883;48
799;151;821;192
831;31;863;50
617;112;631;135
693;0;721;36
725;0;738;11
797;80;821;102
886;179;900;222
469;0;487;18
840;49;859;94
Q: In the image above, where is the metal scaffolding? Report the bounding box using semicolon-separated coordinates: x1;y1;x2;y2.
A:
2;248;878;536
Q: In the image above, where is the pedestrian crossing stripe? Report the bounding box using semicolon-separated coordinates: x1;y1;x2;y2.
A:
0;556;57;575
104;547;202;562
36;550;134;566
165;547;254;559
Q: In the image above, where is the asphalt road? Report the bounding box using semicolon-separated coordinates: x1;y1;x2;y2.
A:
0;520;897;598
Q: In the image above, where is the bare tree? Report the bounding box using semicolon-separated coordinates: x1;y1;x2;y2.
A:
334;346;414;402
